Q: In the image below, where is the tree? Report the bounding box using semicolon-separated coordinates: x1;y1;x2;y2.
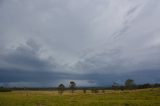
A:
69;81;76;93
83;89;86;94
58;84;65;95
102;89;105;93
112;82;119;90
91;88;98;93
125;79;136;89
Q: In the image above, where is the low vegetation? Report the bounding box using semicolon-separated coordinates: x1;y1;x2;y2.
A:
0;88;159;106
0;87;11;92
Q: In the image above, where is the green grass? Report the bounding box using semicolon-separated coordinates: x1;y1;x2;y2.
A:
0;88;159;106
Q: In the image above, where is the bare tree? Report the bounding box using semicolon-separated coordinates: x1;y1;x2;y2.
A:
69;81;76;93
58;84;65;95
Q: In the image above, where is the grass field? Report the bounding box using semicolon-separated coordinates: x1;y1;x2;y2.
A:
0;88;159;106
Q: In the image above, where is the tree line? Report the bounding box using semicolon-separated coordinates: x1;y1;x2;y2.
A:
0;79;160;92
112;79;160;90
57;79;160;95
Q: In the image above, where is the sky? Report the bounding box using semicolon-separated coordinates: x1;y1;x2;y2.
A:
0;0;160;87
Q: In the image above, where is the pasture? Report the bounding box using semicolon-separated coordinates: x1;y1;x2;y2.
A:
0;88;159;106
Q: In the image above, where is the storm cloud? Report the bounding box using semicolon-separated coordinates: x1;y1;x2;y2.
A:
0;0;160;87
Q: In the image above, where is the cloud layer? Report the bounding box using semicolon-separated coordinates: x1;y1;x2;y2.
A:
0;0;160;87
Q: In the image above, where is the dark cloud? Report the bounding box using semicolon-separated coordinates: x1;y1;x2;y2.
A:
82;70;160;86
0;39;64;87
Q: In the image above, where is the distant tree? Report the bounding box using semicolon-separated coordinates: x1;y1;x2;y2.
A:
83;89;86;94
112;82;119;90
154;83;160;88
102;89;105;93
91;88;94;93
58;84;65;95
91;88;98;93
0;87;11;92
69;81;76;93
119;86;124;91
125;79;136;89
137;83;151;89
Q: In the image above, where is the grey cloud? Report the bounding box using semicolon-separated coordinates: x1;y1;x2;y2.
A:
74;49;125;74
0;40;53;71
0;0;160;87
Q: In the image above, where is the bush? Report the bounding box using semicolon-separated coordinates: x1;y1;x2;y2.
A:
0;87;12;92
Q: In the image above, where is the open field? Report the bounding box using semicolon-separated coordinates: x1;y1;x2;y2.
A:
0;88;159;106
